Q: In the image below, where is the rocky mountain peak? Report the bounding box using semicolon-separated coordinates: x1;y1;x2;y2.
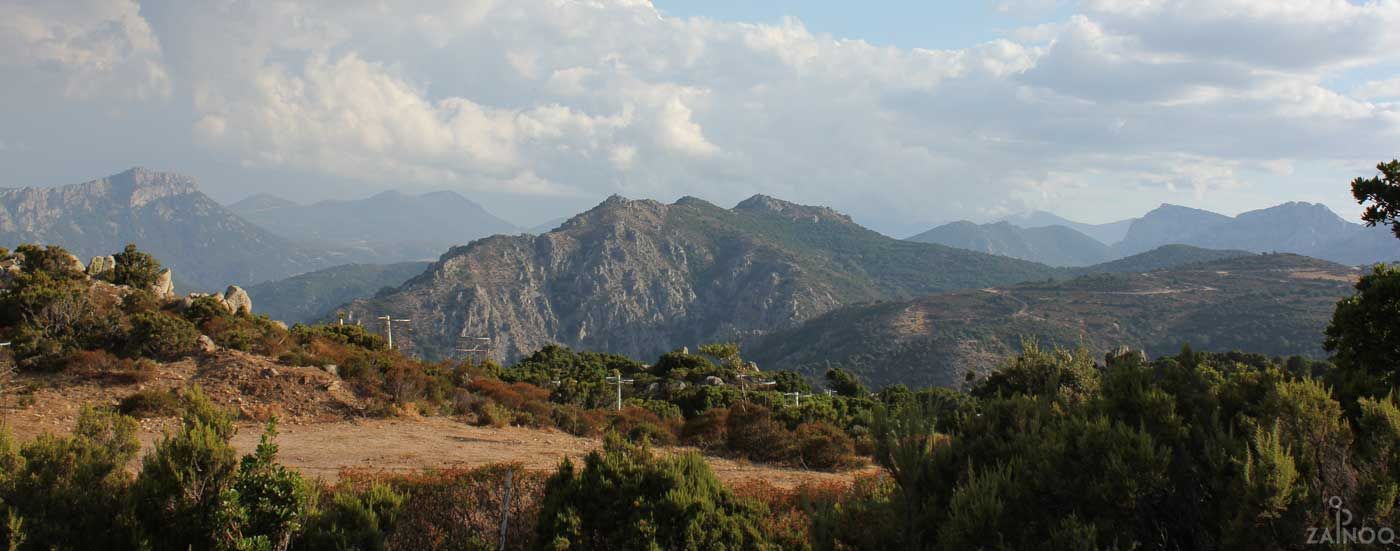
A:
106;167;200;207
732;194;854;224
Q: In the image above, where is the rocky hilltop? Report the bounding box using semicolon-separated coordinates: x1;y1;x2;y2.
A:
342;194;1059;362
0;168;330;290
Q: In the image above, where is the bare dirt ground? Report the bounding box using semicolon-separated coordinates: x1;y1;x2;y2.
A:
0;352;875;489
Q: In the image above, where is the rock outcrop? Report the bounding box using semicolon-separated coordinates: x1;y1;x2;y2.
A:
86;255;115;277
223;285;253;314
151;269;175;299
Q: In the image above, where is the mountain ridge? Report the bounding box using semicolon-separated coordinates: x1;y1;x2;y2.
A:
341;194;1062;362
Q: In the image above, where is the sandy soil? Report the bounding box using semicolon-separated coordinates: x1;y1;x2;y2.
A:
0;357;875;489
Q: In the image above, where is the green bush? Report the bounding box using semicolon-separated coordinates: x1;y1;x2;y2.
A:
126;312;199;360
0;407;141;550
118;388;185;418
535;434;774;550
132;387;240;550
298;482;403;551
111;244;164;289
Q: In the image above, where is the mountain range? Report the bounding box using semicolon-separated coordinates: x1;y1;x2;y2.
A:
747;253;1358;388
0;168;331;290
339;194;1062;362
229;189;519;264
913;202;1400;267
998;210;1137;244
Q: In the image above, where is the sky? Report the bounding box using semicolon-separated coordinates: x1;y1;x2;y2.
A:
2;0;1399;237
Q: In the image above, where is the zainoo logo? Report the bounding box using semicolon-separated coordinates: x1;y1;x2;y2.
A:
1306;496;1396;546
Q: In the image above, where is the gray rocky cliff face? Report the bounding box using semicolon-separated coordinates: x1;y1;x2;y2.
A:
344;196;846;363
342;194;1055;364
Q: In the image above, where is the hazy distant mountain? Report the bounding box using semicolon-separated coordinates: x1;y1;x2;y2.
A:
245;261;432;324
999;210;1137;245
526;217;569;234
1115;202;1400;265
907;221;1112;267
230;190;519;263
1077;244;1253;274
1116;204;1233;255
341;194;1061;362
0;168;330;290
749;254;1356;388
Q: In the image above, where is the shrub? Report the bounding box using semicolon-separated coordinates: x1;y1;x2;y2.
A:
0;407;141;550
119;388;185;418
793;421;857;470
535;434;775;550
299;482;404;551
111;243;164;289
681;407;729;451
126;312;199;360
608;406;679;445
726;403;795;464
233;419;311;550
132;387;240;550
388;464;546;551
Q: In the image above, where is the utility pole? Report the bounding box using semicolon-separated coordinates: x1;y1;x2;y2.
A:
456;335;492;364
740;375;775;399
376;315;411;351
604;369;634;411
784;391;812;407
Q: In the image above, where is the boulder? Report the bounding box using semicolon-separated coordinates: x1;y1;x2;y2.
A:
703;375;725;387
63;253;85;274
272;320;288;331
197;334;218;353
223;285;253;314
86;255;116;277
151;269;175;299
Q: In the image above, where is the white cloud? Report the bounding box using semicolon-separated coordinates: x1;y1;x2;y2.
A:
0;0;169;99
3;0;1399;230
1356;77;1400;101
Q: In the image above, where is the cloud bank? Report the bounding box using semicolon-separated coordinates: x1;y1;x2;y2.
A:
2;0;1397;233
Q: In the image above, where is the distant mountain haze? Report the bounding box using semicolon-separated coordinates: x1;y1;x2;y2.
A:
0;168;334;290
907;221;1113;267
245;261;432;324
341;194;1062;362
229;189;520;264
916;202;1398;267
998;210;1137;245
1113;202;1400;264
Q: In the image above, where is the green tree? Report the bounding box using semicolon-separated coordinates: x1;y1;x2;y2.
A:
1353;159;1400;239
534;433;773;550
111;244;164;289
771;370;810;394
824;367;867;398
1325;263;1400;402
